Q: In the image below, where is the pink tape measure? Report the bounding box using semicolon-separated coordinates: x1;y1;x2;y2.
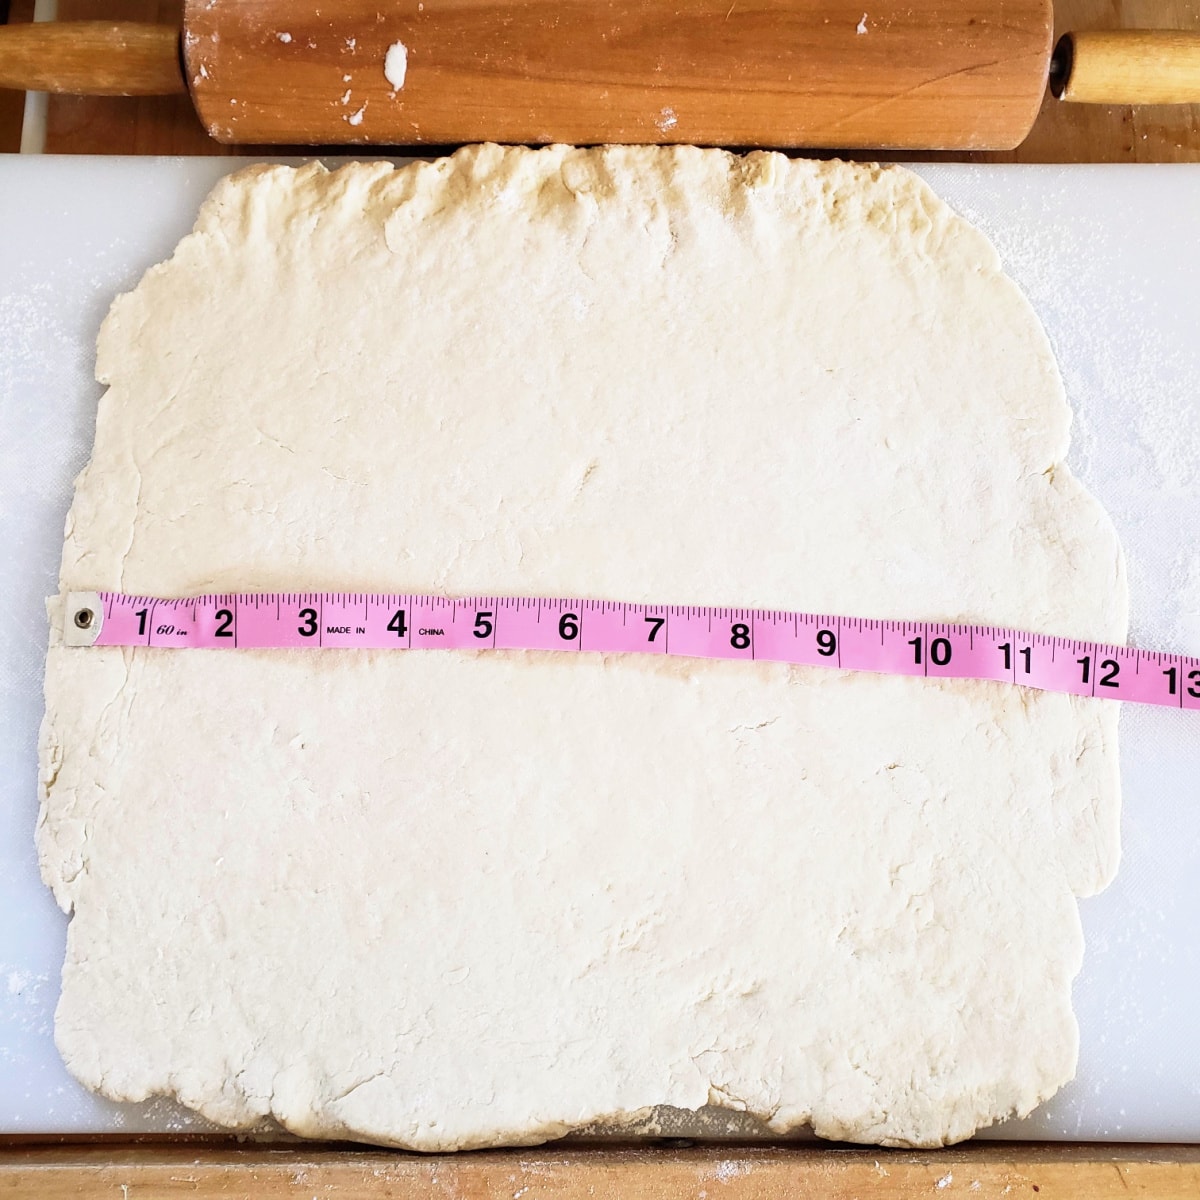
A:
63;591;1200;710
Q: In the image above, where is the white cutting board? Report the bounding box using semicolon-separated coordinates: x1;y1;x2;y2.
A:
1;157;1198;1141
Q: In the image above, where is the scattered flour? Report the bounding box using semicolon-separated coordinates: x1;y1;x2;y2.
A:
709;1160;751;1183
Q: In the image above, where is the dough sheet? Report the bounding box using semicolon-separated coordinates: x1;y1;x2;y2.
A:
39;146;1127;1148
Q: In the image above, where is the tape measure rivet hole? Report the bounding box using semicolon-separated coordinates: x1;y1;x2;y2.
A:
73;608;94;630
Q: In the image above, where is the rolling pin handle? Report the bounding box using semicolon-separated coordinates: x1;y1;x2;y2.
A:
0;22;186;96
1052;30;1200;105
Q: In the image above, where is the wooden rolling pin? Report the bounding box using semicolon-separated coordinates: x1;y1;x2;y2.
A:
1;2;1198;149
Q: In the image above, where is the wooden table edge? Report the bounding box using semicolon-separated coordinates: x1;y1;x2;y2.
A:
2;1137;1199;1197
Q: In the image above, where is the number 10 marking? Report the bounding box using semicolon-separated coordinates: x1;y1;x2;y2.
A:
909;635;952;667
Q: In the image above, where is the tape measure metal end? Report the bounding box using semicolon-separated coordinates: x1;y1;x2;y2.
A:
63;591;103;647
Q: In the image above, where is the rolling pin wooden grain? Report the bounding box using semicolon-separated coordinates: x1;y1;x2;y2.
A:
1;1;1199;149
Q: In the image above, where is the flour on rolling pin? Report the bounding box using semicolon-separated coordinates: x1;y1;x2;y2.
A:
384;41;408;91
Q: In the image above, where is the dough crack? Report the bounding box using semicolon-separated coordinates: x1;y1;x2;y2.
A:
329;1069;388;1106
118;458;144;592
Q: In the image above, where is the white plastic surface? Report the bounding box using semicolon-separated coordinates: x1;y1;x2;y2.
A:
1;157;1198;1140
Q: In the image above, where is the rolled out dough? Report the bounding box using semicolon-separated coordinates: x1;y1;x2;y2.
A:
39;146;1127;1149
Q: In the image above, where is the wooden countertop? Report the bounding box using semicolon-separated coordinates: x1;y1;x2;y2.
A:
3;1139;1200;1198
1;0;1199;158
